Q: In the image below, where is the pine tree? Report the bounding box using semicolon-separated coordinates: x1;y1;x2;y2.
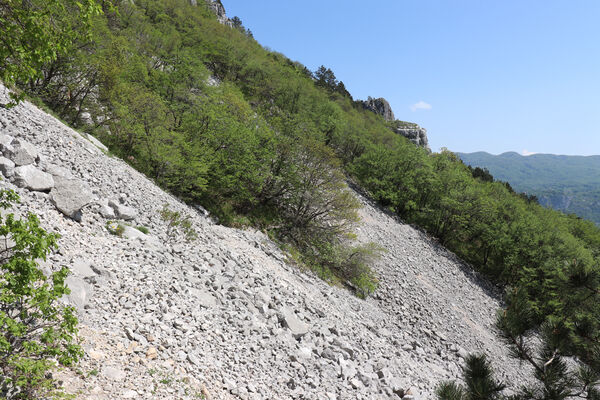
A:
436;354;505;400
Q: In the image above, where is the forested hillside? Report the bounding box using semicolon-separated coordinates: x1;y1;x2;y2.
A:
3;0;600;397
459;151;600;225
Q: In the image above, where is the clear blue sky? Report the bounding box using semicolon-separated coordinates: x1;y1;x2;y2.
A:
221;0;600;155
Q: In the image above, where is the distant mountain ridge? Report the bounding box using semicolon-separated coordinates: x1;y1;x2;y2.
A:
458;151;600;224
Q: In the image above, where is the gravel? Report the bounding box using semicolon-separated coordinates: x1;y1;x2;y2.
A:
0;84;532;399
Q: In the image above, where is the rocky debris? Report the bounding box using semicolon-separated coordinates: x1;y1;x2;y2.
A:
0;83;535;399
0;156;15;177
83;132;108;153
13;164;54;191
0;134;13;152
98;198;116;218
50;176;94;221
108;199;137;220
64;275;91;312
279;308;310;339
5;137;39;165
360;97;395;122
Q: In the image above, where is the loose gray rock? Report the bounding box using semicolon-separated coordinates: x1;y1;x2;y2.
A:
0;156;15;177
13;165;54;191
0;82;535;399
45;163;73;179
5;138;39;165
103;367;126;381
108;199;137;220
64;276;90;312
280;308;309;339
190;288;217;308
50;177;94;221
98;199;116;218
0;134;13;153
84;133;108;152
71;258;96;279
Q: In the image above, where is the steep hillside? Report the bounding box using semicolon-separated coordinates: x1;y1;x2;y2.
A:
0;86;532;399
6;0;600;397
458;151;600;224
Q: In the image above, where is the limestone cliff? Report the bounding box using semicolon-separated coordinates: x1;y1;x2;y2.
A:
360;97;395;122
190;0;232;26
391;121;430;149
360;97;430;149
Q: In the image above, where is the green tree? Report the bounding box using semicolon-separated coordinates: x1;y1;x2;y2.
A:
0;189;81;399
0;0;102;104
436;354;506;400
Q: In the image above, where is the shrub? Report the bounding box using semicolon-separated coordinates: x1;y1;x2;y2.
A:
135;226;150;234
436;354;505;400
160;205;198;242
308;241;382;299
0;189;81;399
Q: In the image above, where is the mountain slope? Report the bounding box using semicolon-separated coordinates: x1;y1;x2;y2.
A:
458;151;600;224
0;86;531;399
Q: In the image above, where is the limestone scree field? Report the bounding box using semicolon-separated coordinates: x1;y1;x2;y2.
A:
0;84;530;399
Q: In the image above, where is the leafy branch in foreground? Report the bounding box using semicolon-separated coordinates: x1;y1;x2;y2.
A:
0;188;81;399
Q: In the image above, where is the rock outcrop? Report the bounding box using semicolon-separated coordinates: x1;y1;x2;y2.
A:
191;0;232;26
392;122;430;149
360;96;430;149
0;84;533;399
360;97;395;122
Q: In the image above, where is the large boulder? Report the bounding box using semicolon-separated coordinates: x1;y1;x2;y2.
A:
0;156;15;177
13;165;54;191
5;138;39;166
0;134;13;153
279;308;309;339
64;275;91;313
108;199;137;220
49;176;94;221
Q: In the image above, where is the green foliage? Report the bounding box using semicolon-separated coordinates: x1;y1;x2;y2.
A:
437;354;505;400
313;65;351;98
0;189;81;399
159;205;197;243
136;226;150;234
106;221;125;237
437;382;466;400
0;0;102;105
459;152;600;225
16;3;600;390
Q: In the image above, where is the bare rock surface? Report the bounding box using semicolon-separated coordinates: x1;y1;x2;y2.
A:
13;164;54;191
50;176;95;221
0;84;532;399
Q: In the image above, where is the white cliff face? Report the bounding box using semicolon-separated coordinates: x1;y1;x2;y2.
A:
360;97;430;149
190;0;232;26
0;83;533;399
361;97;396;122
393;124;430;149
